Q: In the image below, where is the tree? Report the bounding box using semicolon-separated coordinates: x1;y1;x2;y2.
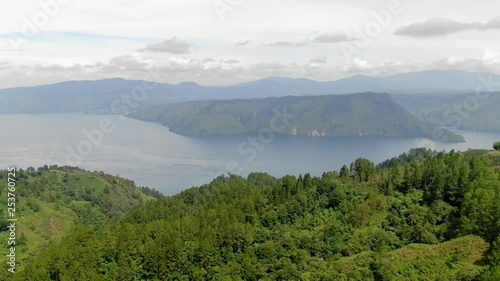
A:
352;158;375;182
8;149;500;281
494;141;500;151
339;165;350;179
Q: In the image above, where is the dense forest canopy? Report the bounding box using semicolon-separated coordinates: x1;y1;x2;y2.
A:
2;148;500;280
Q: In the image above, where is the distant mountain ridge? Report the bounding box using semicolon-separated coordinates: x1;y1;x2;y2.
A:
126;92;465;142
0;70;498;113
394;92;500;133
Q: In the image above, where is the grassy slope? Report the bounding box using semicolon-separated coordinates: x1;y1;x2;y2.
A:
0;167;157;272
332;235;488;280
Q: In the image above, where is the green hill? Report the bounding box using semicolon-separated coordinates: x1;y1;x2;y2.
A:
0;166;160;276
331;235;488;280
8;149;500;280
127;93;465;142
394;92;500;133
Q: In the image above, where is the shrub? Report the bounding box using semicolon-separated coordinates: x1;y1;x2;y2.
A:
494;142;500;151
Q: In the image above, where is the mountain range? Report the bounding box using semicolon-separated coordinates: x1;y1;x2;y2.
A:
0;70;498;114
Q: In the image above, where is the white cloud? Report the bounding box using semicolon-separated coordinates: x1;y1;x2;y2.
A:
482;49;500;64
235;40;250;46
310;56;327;64
1;1;500;88
4;49;500;89
352;58;371;69
224;59;240;64
141;37;192;54
395;17;500;37
202;58;216;63
312;32;355;43
0;60;11;70
263;41;308;47
104;54;151;72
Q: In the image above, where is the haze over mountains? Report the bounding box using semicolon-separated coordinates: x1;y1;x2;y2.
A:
0;70;498;114
395;93;500;133
2;69;498;141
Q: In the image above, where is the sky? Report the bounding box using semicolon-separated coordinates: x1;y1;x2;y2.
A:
1;0;500;88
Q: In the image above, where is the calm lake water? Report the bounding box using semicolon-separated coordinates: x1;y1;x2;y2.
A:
1;114;499;195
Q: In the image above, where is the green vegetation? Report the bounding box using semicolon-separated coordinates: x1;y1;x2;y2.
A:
0;166;159;277
377;147;438;169
127;93;465;142
394;93;500;133
494;141;500;151
7;149;500;280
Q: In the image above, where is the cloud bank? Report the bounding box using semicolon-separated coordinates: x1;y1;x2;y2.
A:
312;32;356;43
395;17;500;37
141;37;192;53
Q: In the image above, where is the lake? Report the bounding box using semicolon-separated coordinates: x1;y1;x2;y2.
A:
1;114;499;195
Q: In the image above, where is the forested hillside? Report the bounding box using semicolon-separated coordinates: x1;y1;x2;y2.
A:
0;166;160;278
127;93;465;142
393;93;500;133
8;149;500;280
